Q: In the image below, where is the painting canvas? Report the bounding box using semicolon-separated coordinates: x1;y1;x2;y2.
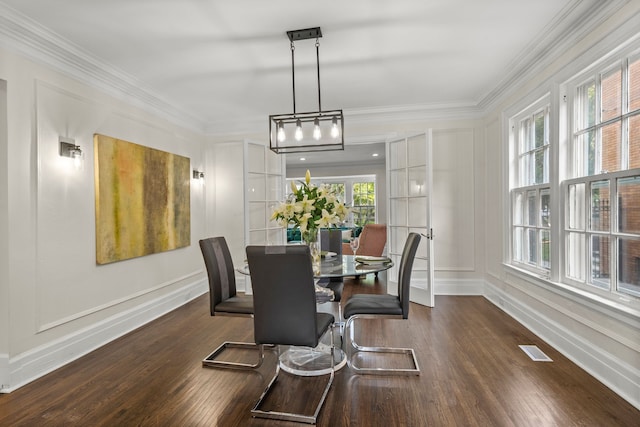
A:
94;134;191;264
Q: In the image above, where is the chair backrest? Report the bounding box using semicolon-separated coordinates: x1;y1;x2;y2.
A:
320;228;343;255
246;245;320;347
398;233;421;319
199;237;237;316
358;224;387;256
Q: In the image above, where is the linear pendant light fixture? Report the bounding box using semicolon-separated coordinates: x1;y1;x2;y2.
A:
269;27;344;154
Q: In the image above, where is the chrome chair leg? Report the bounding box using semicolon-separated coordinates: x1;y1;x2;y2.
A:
202;341;265;370
251;329;335;424
344;314;420;376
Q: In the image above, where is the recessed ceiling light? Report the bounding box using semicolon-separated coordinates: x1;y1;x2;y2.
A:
300;157;306;161
372;153;379;157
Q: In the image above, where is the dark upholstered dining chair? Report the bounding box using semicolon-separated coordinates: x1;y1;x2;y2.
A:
342;232;421;375
199;237;263;370
246;244;335;425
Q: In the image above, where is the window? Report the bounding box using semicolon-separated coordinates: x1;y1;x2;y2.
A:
564;53;640;298
506;33;640;309
287;175;376;226
352;181;376;225
510;102;551;272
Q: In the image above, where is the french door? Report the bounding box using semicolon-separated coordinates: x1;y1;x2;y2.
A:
386;132;434;307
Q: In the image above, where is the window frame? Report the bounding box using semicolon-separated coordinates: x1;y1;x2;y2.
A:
561;46;640;300
509;98;552;275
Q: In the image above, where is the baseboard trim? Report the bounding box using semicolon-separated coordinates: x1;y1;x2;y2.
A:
484;281;640;411
2;279;207;393
435;278;484;295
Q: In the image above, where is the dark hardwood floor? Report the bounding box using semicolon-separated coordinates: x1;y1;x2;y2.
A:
1;274;638;426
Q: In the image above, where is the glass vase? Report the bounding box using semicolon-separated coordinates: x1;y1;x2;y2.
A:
302;228;320;275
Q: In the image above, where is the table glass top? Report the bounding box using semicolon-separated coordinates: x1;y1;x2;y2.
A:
318;255;393;278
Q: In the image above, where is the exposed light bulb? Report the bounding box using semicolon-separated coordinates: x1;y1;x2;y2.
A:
71;148;82;170
295;119;303;141
277;121;286;142
313;118;321;140
330;117;340;138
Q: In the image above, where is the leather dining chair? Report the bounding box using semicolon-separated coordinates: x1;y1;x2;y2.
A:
342;223;387;257
199;237;263;370
342;232;421;375
246;244;335;424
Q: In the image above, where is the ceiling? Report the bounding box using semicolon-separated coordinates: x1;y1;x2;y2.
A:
0;0;610;165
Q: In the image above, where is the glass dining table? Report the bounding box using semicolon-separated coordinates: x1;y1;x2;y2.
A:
238;253;393;376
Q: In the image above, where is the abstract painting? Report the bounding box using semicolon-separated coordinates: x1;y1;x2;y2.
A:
94;134;190;264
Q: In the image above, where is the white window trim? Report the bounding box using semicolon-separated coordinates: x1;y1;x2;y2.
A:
502;29;640;314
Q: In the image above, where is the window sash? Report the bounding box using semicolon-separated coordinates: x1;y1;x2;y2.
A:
562;170;640;298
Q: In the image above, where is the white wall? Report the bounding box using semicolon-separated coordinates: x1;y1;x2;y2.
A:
0;47;208;391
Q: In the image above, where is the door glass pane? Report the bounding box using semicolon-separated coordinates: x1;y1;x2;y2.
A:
618;176;640;234
590;180;610;232
267;229;284;245
408;166;427;196
408;197;427;227
566;232;586;281
407;135;426;167
600;122;621;173
591;235;610;289
247;173;265;201
249;202;266;229
540;189;550;227
248;144;264;173
389;226;407;257
249;230;266;245
390;169;407;197
388;139;406;169
266;175;281;200
266;150;281;174
390;199;407;226
617;238;640;297
601;68;622;122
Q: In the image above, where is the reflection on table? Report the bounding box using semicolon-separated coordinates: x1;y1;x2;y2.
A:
317;254;393;278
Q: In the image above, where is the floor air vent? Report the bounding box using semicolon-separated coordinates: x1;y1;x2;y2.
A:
519;345;553;362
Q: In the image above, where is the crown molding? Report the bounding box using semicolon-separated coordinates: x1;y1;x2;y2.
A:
204;101;484;138
0;1;632;138
0;3;206;133
478;0;631;112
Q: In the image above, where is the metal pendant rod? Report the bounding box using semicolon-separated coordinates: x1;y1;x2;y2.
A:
316;39;322;112
291;41;296;113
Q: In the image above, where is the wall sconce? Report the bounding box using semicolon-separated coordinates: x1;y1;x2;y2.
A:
59;136;82;169
193;170;204;180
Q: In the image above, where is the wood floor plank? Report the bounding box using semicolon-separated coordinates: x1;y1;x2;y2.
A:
0;274;637;426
